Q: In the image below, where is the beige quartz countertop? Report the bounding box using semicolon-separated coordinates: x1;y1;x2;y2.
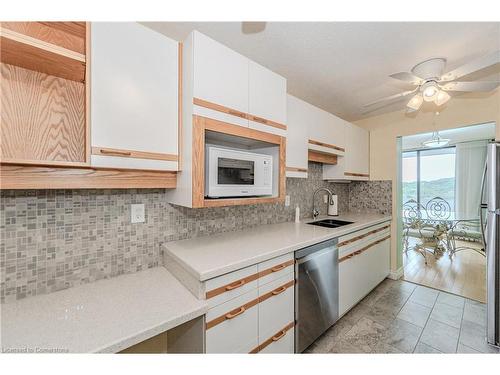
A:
163;212;391;282
0;267;208;353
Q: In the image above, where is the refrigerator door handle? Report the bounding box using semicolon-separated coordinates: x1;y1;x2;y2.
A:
480;160;488;248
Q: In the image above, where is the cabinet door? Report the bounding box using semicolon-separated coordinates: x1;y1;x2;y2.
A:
193;31;249;115
91;22;178;171
259;327;294;354
345;123;369;178
286;95;309;178
308;105;346;156
248;60;286;135
339;253;363;317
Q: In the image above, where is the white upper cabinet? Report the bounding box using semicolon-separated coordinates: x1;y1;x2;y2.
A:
285;95;309;178
323;121;370;181
90;22;178;171
307;105;346;156
345;123;369;177
193;31;249;115
248;61;287;136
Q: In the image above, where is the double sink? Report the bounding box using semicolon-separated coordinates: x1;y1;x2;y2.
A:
307;218;353;229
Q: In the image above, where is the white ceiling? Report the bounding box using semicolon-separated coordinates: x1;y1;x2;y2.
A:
402;122;496;150
142;22;500;121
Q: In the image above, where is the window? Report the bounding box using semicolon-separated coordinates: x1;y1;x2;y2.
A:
402;147;456;211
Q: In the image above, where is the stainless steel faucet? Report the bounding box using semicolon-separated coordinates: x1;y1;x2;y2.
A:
312;187;334;219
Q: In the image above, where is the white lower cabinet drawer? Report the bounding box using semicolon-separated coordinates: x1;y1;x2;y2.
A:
258;275;294;343
258;253;294;286
205;289;259;353
259;326;294;354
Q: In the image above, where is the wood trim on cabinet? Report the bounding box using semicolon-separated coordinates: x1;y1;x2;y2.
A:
205;296;260;330
338;235;391;263
193;97;248;120
247;114;287;131
192;115;286;208
205;273;260;299
286;166;307;173
337;225;390;248
258;260;294;279
257;280;294;304
249;322;295;353
91;147;178;162
192;115;206;208
0;164;177;190
193;97;287;131
344;172;369;178
177;42;183;171
205;260;294;299
308;150;337;165
308;139;345;153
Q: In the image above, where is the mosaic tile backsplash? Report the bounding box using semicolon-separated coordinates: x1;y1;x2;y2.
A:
0;162;391;303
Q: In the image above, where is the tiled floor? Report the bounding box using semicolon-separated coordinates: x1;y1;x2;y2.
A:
305;279;499;354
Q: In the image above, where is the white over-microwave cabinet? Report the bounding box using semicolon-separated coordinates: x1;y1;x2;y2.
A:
90;22;179;171
168;30;287;207
323;122;369;181
248;60;287;136
193;31;249;116
285;95;310;178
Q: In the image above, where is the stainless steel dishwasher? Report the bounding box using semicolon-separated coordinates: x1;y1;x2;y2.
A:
295;238;339;353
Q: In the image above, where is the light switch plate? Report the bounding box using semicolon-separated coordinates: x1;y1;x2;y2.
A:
131;204;145;223
323;194;328;204
285;195;290;207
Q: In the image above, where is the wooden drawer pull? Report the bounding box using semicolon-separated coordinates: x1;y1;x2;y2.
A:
271;264;287;272
99;149;132;156
225;306;246;319
354;250;363;255
271;286;287;296
225;279;246;291
272;330;287;342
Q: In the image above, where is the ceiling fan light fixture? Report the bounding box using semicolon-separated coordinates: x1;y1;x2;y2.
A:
422;131;450;148
407;94;423;111
422;82;439;102
435;90;451;106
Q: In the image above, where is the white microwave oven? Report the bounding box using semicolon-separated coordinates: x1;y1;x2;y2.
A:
205;146;273;198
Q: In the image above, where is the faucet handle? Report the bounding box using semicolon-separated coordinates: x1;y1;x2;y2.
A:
313;208;319;219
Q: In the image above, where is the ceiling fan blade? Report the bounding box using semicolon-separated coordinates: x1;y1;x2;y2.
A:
441;81;500;92
439;51;500;82
363;89;418;107
389;72;424;85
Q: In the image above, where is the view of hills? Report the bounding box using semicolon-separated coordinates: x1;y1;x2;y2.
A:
402;177;455;210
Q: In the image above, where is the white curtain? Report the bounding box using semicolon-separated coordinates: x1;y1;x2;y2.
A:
455;140;488;219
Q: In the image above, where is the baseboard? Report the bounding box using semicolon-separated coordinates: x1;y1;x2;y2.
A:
388;267;404;280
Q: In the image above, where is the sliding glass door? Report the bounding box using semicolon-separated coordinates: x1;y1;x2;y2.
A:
402;147;456;211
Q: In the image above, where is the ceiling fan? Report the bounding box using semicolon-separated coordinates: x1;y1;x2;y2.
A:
364;51;500;113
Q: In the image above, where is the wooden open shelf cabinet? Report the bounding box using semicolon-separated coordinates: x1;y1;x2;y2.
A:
0;22;177;190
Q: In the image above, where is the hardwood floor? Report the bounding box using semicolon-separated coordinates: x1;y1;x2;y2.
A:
402;238;486;303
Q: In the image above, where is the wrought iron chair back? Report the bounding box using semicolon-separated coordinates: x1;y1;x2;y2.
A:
402;199;424;224
425;197;451;223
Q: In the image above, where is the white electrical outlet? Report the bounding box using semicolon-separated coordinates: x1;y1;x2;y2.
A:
323;194;328;204
131;204;145;223
285;195;290;207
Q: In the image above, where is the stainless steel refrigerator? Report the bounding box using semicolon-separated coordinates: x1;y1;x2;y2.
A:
486;142;500;347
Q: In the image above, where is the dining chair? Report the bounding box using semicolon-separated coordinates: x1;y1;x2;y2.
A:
402;199;434;264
